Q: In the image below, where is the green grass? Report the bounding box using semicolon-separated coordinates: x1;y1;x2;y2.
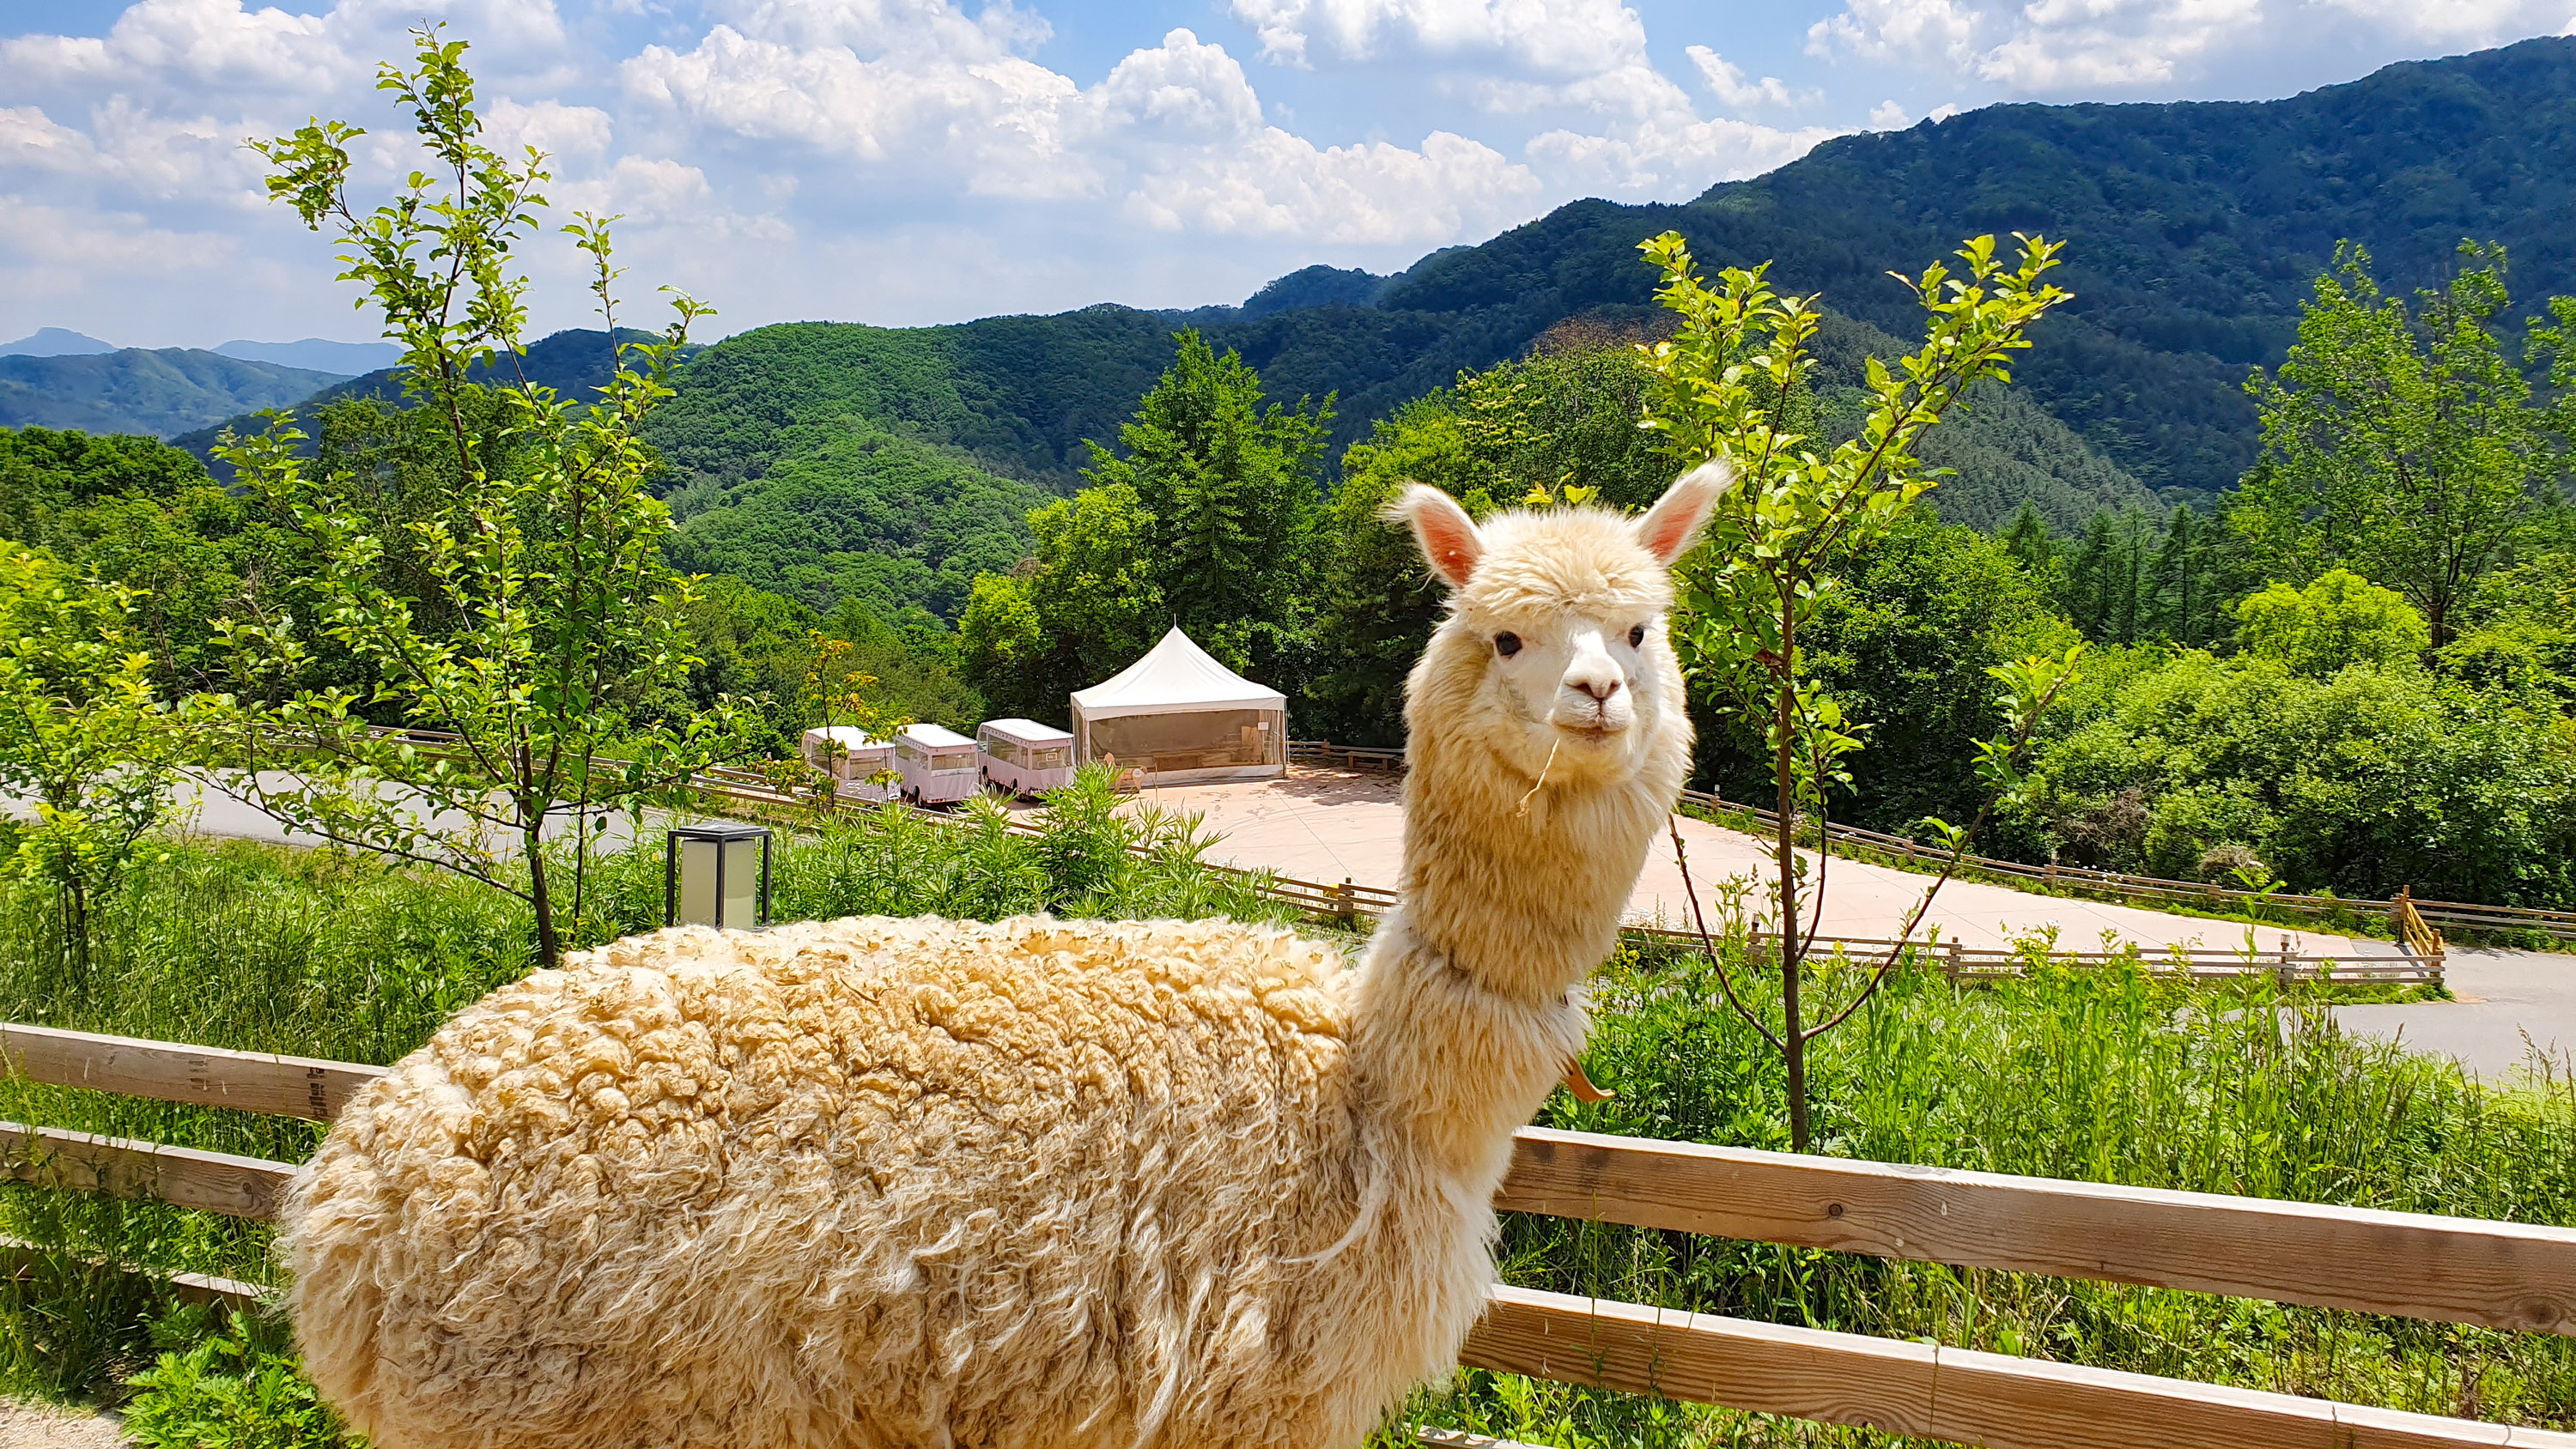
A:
1382;943;2576;1445
0;779;2569;1444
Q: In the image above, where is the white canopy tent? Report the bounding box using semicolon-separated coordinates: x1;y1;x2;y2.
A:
1071;627;1286;785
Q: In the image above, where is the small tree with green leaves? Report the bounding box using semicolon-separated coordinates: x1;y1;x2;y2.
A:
780;634;911;815
185;28;760;967
2233;567;2430;676
2237;243;2561;648
0;550;178;990
1637;229;2082;1151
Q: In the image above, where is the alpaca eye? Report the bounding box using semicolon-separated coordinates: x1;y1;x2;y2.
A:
1628;624;1647;648
1494;632;1522;658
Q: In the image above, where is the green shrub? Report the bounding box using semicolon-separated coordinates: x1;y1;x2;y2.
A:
121;1307;352;1449
2234;567;2430;676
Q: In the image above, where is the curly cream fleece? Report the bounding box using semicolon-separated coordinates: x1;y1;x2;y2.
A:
285;468;1723;1449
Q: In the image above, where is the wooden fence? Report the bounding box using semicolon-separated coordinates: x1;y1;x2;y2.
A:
1290;739;2570;949
334;728;2559;947
2;1022;2571;1447
680;773;2427;984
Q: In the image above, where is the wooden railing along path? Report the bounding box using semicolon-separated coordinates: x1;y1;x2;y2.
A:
1293;739;2566;952
1;1022;2570;1446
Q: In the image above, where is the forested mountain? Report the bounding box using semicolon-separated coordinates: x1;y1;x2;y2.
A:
643;34;2576;549
956;34;2576;506
0;328;117;356
0;349;349;439
1375;35;2576;500
34;35;2564;620
169;329;670;465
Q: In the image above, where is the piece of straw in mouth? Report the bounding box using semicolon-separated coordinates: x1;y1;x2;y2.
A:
1515;737;1563;817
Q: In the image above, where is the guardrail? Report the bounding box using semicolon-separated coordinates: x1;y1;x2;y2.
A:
1;1022;2568;1447
1291;739;2568;949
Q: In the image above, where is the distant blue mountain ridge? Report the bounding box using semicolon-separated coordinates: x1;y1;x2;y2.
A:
0;349;351;440
1;330;398;374
212;337;404;373
0;328;117;357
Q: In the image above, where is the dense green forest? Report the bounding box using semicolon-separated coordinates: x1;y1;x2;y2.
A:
10;230;2572;907
1311;36;2576;500
9;34;2557;679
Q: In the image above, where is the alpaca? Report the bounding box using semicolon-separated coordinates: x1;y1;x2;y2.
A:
282;462;1731;1449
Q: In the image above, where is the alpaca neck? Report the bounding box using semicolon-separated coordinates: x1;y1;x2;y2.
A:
1345;726;1675;1175
1397;731;1667;1004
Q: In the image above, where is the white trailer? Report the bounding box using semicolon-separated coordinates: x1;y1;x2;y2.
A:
976;718;1076;798
799;726;896;803
896;723;981;806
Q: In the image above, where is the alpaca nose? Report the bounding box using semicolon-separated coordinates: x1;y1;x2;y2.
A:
1572;676;1621;701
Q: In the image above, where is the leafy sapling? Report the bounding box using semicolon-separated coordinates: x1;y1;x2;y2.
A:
1637;228;2080;1150
186;27;762;967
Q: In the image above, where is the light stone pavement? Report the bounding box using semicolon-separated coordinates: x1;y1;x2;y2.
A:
1110;768;2576;1083
0;1399;121;1447
1107;768;2397;957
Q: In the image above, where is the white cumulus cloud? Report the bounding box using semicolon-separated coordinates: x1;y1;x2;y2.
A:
1129;127;1538;243
1808;0;2572;91
486;99;613;159
1227;0;1649;76
1687;46;1818;112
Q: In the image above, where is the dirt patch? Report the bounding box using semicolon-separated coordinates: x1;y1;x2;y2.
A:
0;1398;124;1448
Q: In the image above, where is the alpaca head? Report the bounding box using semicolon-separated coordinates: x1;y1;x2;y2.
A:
1392;463;1731;794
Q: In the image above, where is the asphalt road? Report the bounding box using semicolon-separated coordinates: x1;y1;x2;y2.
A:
2330;949;2576;1084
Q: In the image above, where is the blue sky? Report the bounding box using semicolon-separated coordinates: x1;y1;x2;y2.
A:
4;0;2572;349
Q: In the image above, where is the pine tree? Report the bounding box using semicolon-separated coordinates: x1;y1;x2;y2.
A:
1082;330;1333;672
2001;500;2057;578
2148;505;2203;644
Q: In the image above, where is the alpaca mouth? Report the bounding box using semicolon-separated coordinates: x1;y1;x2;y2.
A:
1553;718;1625;744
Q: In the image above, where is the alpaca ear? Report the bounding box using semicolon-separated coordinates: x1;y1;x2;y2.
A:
1633;459;1734;567
1388;483;1484;588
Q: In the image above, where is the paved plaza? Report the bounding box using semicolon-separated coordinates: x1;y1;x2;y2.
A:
1105;767;2399;958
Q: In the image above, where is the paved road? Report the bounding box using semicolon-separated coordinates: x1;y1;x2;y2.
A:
179;773;652;854
2330;949;2576;1083
1109;769;2576;1083
1105;769;2399;957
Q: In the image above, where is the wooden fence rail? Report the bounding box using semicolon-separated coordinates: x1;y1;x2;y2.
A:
3;1024;2573;1447
323;727;2451;978
1464;1287;2574;1449
332;728;2555;946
